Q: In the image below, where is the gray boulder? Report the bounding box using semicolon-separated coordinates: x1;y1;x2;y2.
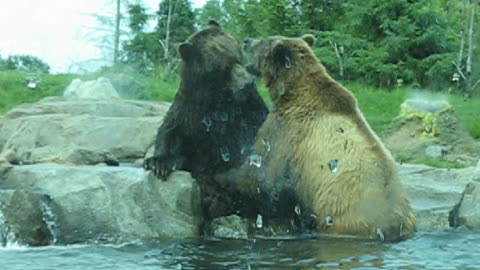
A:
399;163;476;231
0;165;202;244
0;190;53;246
450;182;480;230
449;161;480;229
0;97;169;164
64;77;119;99
106;74;146;99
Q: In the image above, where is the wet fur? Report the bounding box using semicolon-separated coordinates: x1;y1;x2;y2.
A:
220;35;415;240
144;22;268;218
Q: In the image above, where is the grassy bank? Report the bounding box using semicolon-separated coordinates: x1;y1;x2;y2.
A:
1;70;479;141
0;71;73;114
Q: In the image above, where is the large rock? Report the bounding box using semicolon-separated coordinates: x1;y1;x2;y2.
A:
0;97;169;164
383;99;480;167
450;182;480;230
399;163;476;231
106;73;146;99
449;161;480;229
0;190;53;246
64;77;120;99
0;165;202;244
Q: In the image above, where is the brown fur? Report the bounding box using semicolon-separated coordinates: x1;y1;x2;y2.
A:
225;35;416;240
144;21;268;219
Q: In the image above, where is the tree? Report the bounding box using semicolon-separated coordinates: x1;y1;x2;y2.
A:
0;55;50;74
452;0;480;98
197;0;225;27
83;0;133;66
155;0;196;78
122;0;196;78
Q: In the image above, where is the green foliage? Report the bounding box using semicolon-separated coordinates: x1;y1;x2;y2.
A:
156;0;196;44
0;55;50;74
122;0;196;74
197;0;225;27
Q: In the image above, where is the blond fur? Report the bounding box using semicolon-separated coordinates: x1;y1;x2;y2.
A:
248;36;415;240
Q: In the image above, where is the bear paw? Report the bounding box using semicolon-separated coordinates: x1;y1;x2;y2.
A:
143;155;179;180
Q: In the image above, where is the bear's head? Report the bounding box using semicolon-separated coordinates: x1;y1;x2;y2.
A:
178;20;254;95
244;35;316;101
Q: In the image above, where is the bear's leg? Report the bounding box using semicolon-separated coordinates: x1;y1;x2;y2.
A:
144;127;186;180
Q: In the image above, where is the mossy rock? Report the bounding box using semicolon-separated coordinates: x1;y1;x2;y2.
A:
382;99;480;168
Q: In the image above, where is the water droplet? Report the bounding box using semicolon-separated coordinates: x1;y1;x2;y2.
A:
373;161;379;166
328;160;339;173
400;223;404;237
212;111;229;122
249;154;262;168
294;204;301;216
202;117;212;132
325;216;334;226
409;130;415;138
220;147;230;162
256;187;261;194
336;127;344;133
376;228;385;241
262;139;271;152
176;263;183;270
255;214;263;228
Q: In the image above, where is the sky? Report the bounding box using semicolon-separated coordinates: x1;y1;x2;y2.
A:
0;0;207;73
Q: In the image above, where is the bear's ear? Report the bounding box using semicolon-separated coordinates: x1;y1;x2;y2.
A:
178;43;198;62
208;19;221;28
271;41;293;75
301;34;316;47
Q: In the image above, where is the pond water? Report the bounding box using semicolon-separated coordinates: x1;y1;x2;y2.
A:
0;228;478;270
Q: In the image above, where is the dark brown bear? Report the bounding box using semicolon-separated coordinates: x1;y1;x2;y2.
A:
144;21;268;218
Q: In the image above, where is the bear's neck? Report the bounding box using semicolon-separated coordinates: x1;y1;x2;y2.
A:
270;66;357;117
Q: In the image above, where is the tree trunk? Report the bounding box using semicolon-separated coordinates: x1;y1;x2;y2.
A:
113;0;121;64
465;0;478;98
163;0;173;80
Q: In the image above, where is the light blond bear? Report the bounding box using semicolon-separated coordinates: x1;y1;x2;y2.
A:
228;34;416;241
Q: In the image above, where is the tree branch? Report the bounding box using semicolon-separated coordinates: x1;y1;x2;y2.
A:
452;61;467;80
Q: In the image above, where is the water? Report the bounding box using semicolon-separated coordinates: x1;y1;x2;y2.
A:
0;229;478;270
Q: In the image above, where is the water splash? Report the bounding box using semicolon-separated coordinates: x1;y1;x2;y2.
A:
325;216;334;227
262;139;271;152
255;214;263;229
40;201;59;245
202;117;212;132
328;160;339;173
294;204;301;216
376;228;385;242
0;204;20;247
0;205;6;245
220;147;230;162
248;154;262;168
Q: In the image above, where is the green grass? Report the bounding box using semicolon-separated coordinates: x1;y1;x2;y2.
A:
413;158;466;169
1;70;479;141
347;83;408;135
0;71;73;114
345;83;480;140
